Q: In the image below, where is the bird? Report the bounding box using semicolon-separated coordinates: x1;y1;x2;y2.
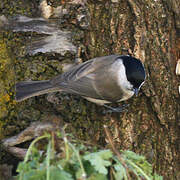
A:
15;55;146;112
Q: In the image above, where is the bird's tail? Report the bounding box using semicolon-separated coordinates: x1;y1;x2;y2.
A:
15;80;59;102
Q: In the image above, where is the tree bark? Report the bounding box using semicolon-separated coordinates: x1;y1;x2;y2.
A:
85;1;180;179
0;0;179;179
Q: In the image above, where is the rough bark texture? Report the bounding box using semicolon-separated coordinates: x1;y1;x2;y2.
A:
0;0;179;179
85;1;180;179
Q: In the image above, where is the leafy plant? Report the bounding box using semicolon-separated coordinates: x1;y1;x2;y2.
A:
15;130;163;180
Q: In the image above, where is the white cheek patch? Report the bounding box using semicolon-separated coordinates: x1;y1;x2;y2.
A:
111;58;134;100
112;59;133;90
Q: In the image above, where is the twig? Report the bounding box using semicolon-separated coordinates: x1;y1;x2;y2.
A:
103;125;131;179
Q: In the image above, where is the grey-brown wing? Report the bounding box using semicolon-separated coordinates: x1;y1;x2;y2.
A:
50;55;122;100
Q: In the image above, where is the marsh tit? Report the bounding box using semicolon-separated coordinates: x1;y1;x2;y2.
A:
15;55;146;112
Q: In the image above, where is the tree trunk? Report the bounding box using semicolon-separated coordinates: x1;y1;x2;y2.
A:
0;0;179;179
85;1;180;179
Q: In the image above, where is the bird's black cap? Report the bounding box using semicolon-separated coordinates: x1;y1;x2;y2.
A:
121;56;146;88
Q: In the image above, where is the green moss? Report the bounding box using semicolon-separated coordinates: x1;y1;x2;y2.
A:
0;33;17;139
0;0;40;17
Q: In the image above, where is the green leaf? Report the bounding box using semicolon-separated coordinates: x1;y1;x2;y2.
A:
16;162;27;173
87;173;108;180
122;150;152;175
113;164;127;180
123;150;146;161
83;160;95;176
15;133;163;180
19;169;46;180
76;168;84;179
83;150;112;174
153;173;163;180
49;166;73;180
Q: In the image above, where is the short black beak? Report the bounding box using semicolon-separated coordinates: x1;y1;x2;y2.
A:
133;88;139;97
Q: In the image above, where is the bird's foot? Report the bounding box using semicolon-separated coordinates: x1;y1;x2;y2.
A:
103;104;129;113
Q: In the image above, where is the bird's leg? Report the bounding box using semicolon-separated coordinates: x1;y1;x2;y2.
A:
103;104;129;113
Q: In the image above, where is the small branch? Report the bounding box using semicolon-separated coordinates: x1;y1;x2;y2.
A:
103;125;131;179
46;140;51;180
24;134;51;163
